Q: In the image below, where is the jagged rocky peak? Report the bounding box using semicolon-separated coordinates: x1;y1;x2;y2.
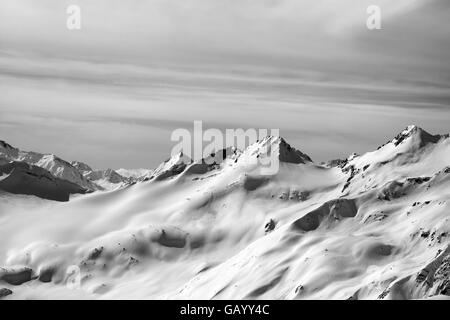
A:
150;136;315;181
0;140;19;162
39;154;74;168
71;161;93;173
1;125;450;299
246;136;313;164
0;138;156;194
204;146;240;165
391;125;446;148
150;152;190;180
0;161;88;201
101;168;127;183
82;168;130;189
151;147;243;181
71;161;133;186
162;151;191;168
0;140;16;151
116;168;153;180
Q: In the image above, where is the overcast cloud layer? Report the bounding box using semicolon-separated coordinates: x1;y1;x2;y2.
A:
0;0;449;169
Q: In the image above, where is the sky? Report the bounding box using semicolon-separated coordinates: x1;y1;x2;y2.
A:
0;0;449;169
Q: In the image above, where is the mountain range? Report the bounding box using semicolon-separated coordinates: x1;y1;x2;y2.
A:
0;125;449;299
0;140;152;200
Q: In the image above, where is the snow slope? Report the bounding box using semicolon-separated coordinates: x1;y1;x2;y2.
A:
0;126;449;300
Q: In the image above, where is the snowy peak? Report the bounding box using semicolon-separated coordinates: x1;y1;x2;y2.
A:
203;147;241;165
72;161;136;189
103;168;126;183
1;126;450;299
151;152;190;181
0;126;447;199
36;154;73;173
0;161;88;201
33;154;96;191
243;136;312;165
338;125;450;196
149;136;312;181
0;140;16;151
0;140;19;164
87;168;127;184
116;168;153;180
345;125;448;169
0;140;152;195
276;136;312;164
82;168;131;190
391;125;444;148
71;161;93;173
0;141;97;191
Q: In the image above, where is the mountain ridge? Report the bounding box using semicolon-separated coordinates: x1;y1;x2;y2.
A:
1;125;448;201
0;125;449;299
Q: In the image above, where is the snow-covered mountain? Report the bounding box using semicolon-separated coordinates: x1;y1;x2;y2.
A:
71;161;135;191
0;141;97;191
116;168;153;181
0;125;449;300
0;161;88;202
0;141;151;197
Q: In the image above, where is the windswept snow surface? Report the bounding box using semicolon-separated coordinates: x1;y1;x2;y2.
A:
0;126;449;300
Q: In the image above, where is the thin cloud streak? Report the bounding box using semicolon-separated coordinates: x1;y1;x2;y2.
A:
0;0;449;168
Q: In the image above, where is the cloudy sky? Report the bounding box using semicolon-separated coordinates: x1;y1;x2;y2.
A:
0;0;449;169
